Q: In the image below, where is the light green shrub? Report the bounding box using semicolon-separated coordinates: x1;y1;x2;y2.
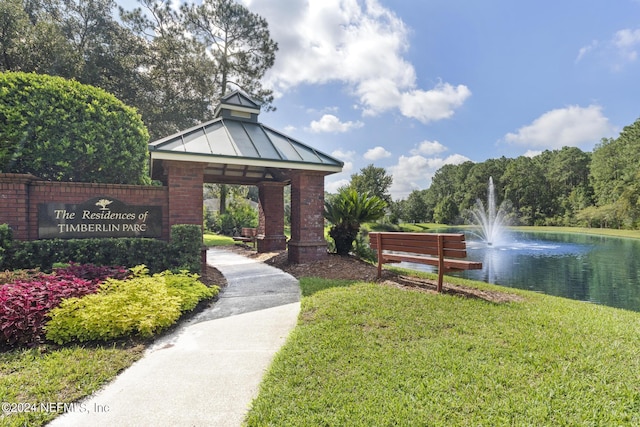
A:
45;266;218;344
164;270;218;312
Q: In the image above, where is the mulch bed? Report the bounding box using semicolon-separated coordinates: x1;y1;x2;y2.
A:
216;244;524;304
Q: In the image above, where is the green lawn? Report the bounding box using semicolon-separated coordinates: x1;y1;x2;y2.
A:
203;232;236;246
511;225;640;240
245;278;640;426
5;227;640;426
0;344;144;426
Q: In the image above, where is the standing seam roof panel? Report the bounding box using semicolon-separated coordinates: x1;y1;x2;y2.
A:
181;128;211;154
243;123;283;160
264;129;305;162
204;121;238;156
224;120;259;158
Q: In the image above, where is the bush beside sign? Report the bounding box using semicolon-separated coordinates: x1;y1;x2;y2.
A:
38;197;162;239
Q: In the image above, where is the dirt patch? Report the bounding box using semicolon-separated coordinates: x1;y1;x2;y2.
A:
199;263;227;288
221;244;523;304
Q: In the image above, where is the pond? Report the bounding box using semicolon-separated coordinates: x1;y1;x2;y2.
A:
399;231;640;312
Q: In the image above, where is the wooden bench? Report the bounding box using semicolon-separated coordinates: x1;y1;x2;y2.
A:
232;227;257;248
369;232;482;292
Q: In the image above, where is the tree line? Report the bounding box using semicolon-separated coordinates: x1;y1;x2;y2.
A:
0;0;277;141
3;1;638;230
389;118;640;229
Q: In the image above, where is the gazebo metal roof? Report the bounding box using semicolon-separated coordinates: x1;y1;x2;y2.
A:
149;91;343;185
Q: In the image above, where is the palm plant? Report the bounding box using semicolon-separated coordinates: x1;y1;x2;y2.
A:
324;188;387;256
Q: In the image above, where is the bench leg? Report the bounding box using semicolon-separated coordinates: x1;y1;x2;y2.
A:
375;233;383;279
437;235;445;293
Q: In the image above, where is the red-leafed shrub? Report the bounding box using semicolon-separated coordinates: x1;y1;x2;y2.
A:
0;275;99;348
53;263;130;285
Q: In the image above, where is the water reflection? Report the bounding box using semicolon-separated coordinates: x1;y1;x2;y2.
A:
400;231;640;312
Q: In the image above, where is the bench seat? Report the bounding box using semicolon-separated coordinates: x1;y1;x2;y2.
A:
232;227;257;248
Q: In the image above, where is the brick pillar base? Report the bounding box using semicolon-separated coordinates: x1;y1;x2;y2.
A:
288;171;327;263
288;241;328;263
257;181;287;252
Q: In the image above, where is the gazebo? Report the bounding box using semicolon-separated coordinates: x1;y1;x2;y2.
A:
148;92;343;263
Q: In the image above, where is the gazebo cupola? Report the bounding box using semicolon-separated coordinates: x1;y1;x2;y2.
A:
148;91;343;263
213;91;261;122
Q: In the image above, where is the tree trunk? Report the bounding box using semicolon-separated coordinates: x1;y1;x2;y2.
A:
330;226;357;256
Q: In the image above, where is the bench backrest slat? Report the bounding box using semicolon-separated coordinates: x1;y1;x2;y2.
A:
241;227;257;237
369;232;468;259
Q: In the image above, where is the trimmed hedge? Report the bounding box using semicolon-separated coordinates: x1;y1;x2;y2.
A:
0;224;11;269
7;237;169;273
0;72;150;184
1;224;203;273
168;224;204;272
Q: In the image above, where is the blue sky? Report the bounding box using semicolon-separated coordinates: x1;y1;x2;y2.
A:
120;0;640;199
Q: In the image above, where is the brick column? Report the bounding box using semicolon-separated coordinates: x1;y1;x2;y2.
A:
163;160;206;231
257;181;287;252
288;171;327;263
0;174;36;241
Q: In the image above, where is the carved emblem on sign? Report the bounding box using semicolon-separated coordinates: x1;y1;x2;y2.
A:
96;199;113;210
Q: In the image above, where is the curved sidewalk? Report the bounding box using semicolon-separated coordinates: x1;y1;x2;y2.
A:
48;247;300;427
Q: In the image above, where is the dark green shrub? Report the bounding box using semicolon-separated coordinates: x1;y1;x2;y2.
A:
0;72;150;184
0;224;12;269
324;188;386;256
45;267;218;344
168;224;203;273
209;199;258;235
353;231;376;262
5;224;203;273
8;238;168;272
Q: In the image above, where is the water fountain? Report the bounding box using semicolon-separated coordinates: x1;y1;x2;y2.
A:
468;177;509;246
402;178;640;311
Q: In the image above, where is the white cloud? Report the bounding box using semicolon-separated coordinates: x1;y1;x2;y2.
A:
576;40;598;62
341;161;354;174
411;140;447;156
613;28;640;62
243;0;469;122
388;153;470;200
309;114;364;133
577;28;640;68
504;105;614;150
325;178;350;193
307;105;339;115
331;149;356;161
330;149;355;173
523;150;543;158
363;146;391;161
399;83;471;123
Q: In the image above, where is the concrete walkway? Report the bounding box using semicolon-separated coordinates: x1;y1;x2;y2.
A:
48;248;300;427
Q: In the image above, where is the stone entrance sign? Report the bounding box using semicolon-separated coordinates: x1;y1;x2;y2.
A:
38;197;162;239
